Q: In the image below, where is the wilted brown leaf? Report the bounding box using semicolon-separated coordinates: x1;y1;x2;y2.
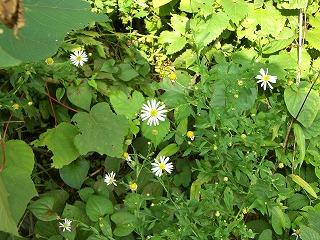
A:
0;0;24;36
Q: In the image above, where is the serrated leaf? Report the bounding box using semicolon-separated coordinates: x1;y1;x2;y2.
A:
167;36;187;54
271;206;290;235
170;14;189;34
306;28;320;51
72;102;129;157
34;123;80;168
262;37;295;54
300;225;320;240
289;174;318;198
192;12;230;49
0;140;37;236
110;91;145;119
0;0;106;67
221;0;249;24
284;85;320;128
117;64;139;81
67;83;92;111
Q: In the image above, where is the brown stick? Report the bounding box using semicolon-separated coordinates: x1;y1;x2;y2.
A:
45;82;57;126
0;113;12;172
43;92;79;113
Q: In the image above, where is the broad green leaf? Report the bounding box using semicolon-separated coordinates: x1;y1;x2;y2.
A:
141;121;170;146
159;31;187;54
72;102;129;157
262;38;295;54
59;159;90;189
284;85;320;128
170;14;189;34
303;113;320;139
271;206;290;235
153;0;173;8
29;196;58;221
117;64;139;81
0;178;18;235
300;225;320;240
111;211;137;225
110;91;145;119
289;174;318;198
0;47;21;68
287;193;309;210
86;195;113;221
157;144;179;158
192;12;230;49
0;0;106;66
280;0;308;9
33;123;80;168
258;229;272;240
293;123;306;165
113;224;135;237
67;83;92;111
306;28;320;51
221;0;249;24
63;204;90;225
0;140;37;236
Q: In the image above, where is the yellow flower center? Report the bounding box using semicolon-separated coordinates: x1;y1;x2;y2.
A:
159;163;166;170
262;75;270;82
129;182;137;191
12;103;20;110
123;152;129;159
76;56;83;61
45;57;54;65
186;131;194;138
150;109;158;117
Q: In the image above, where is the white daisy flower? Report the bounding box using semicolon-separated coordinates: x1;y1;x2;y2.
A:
151;156;173;177
141;99;167;126
256;68;277;90
59;218;72;232
70;50;88;67
104;171;117;186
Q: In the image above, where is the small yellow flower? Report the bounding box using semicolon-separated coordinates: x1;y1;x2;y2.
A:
278;162;284;169
234;94;239;99
12;103;20;110
237;80;244;86
240;134;246;139
223;177;229;182
45;57;54;65
215;211;220;217
27;101;33;106
186;131;195;140
129;182;138;191
288;80;294;86
168;72;177;82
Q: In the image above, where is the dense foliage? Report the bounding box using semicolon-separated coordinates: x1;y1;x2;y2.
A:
1;0;320;239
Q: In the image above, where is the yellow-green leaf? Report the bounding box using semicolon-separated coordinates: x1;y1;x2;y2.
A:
289;174;317;198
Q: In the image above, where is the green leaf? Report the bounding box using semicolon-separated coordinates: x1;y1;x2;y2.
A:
29;196;58;221
86;195;113;222
110;91;145;119
289;174;318;199
170;14;189;34
0;0;106;67
0;178;18;235
113;224;135;237
117;64;139;81
271;206;290;235
306;28;320;51
190;173;211;201
293;123;306;165
33;123;80;168
141;120;170;146
157;144;179;158
158;31;187;55
223;187;234;211
262;38;295;54
284;85;320;128
300;225;320;240
72;102;129;157
153;0;173;8
303;112;320;139
111;211;137;225
59;159;90;189
63;204;90;225
192;12;230;49
221;0;249;24
0;140;37;236
67;83;92;111
258;229;272;240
